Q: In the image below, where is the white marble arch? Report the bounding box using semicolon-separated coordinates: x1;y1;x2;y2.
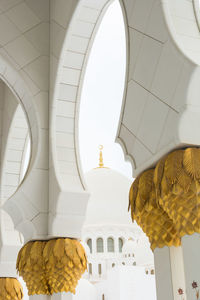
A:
117;0;200;177
1;103;30;203
50;0;200;195
50;0;116;191
0;83;30;277
0;55;39;181
49;0;129;238
0;55;43;242
0;0;49;242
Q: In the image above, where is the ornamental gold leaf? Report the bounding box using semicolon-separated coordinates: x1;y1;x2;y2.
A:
43;239;54;263
129;164;181;250
53;238;65;259
183;148;200;180
0;278;23;300
154;148;200;238
64;239;75;262
76;242;87;268
24;241;34;267
129;176;139;214
17;238;87;296
30;241;43;262
154;157;165;199
164;150;183;184
139;169;154;202
177;169;192;193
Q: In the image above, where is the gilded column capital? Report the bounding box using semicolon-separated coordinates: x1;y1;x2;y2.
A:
129;169;180;250
16;238;87;296
154;147;200;237
0;277;23;300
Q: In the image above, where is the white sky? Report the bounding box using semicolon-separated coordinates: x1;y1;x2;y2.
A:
79;0;133;179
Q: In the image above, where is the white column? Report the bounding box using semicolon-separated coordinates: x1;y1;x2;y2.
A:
181;233;200;299
0;262;17;277
30;296;50;300
30;293;73;300
154;247;174;300
51;293;73;300
170;246;187;300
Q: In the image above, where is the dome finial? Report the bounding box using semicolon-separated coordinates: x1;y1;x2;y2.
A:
98;145;104;168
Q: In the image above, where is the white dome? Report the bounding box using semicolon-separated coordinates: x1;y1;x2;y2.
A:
84;168;132;226
134;236;154;266
73;279;97;300
122;238;137;255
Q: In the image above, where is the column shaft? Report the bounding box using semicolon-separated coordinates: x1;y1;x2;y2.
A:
170;246;186;300
181;233;200;299
154;247;174;300
30;296;50;300
30;292;73;299
51;293;73;300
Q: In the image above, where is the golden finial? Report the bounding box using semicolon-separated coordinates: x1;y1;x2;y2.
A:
99;145;104;168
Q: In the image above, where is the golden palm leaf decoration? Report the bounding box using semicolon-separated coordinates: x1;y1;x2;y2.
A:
139;170;154;203
16;240;48;295
129;147;200;245
154;157;165;200
17;238;87;296
128;176;139;213
183;148;200;180
0;278;23;300
129;169;180;250
177;169;192;193
154;147;200;237
164;150;183;184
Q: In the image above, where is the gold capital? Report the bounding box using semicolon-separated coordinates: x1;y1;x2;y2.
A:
17;238;87;295
129;169;180;250
0;278;23;300
154;147;200;237
129;147;200;250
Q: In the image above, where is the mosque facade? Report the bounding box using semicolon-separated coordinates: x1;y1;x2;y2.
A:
73;164;156;300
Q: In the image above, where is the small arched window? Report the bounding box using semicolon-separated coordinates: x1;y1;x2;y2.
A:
87;238;92;253
122;262;125;265
118;238;123;252
89;263;92;275
98;264;102;275
151;269;155;275
112;263;115;268
97;238;104;253
107;237;114;252
133;262;136;266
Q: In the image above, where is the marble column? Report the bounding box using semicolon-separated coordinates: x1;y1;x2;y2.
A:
30;293;73;300
154;247;174;300
181;233;200;300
